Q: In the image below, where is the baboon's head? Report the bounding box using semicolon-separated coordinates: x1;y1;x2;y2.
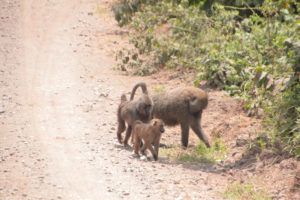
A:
136;95;153;118
188;89;208;113
151;119;165;133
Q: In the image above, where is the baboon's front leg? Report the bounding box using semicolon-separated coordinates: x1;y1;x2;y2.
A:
148;144;158;161
190;116;210;148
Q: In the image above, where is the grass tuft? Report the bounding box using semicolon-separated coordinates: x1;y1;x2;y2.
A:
223;182;271;200
160;138;227;164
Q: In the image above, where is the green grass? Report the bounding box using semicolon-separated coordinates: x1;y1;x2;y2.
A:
153;85;166;94
223;182;271;200
160;138;227;164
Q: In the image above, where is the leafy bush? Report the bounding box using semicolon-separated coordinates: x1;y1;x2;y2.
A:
113;0;300;156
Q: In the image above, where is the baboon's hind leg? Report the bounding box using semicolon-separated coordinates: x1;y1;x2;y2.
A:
123;126;132;146
180;122;190;148
140;143;147;155
133;137;141;155
117;119;126;144
148;144;158;161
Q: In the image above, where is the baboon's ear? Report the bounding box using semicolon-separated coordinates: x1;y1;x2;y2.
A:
189;96;201;113
151;120;157;126
191;96;197;101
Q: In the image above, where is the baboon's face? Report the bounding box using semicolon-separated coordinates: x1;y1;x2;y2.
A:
159;123;165;133
137;96;152;117
143;103;152;116
152;119;165;133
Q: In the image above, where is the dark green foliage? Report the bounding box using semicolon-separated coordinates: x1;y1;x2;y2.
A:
112;0;142;26
202;0;215;15
112;0;159;26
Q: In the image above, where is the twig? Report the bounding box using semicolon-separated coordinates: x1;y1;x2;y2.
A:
170;26;198;34
223;5;261;11
242;0;259;15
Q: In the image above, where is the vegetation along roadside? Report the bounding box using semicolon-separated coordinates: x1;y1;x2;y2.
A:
112;0;300;158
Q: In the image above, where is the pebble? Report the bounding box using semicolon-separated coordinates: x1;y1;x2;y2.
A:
140;156;147;161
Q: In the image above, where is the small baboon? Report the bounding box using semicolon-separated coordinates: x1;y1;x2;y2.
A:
117;82;153;146
152;86;211;148
132;119;165;161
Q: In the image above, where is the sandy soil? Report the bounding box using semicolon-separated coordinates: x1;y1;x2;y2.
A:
0;0;299;200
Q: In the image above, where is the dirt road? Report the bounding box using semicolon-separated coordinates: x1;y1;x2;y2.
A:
0;0;226;199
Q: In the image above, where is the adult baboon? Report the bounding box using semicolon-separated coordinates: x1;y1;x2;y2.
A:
117;82;152;146
152;87;210;148
132;119;165;161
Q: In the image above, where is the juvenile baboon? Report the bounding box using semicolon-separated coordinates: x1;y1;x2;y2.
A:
152;86;211;148
117;82;152;146
132;119;165;161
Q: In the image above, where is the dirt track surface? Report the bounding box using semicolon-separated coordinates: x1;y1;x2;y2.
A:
0;0;221;199
1;0;299;200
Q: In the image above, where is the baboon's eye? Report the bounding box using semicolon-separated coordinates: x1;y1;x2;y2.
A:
145;104;151;109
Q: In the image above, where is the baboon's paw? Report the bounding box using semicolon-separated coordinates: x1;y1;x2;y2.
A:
114;141;123;147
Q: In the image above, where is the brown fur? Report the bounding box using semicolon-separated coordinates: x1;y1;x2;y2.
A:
152;86;210;148
117;82;153;146
132;119;165;161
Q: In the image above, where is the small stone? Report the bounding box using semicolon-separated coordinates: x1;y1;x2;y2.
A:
131;153;139;158
140;156;147;161
236;138;247;147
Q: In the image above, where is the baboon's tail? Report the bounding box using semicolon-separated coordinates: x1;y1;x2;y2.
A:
121;94;127;103
130;82;148;100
